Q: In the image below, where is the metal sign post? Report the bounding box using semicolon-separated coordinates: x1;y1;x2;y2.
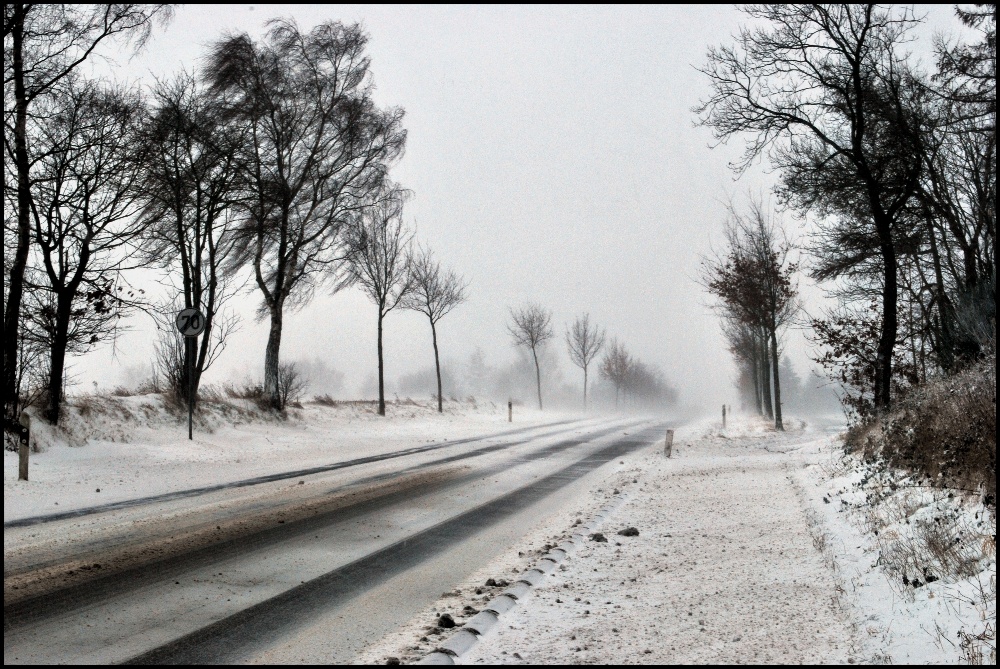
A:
175;308;206;440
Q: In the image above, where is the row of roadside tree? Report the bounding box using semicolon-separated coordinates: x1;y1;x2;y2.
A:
697;4;995;426
4;7;476;426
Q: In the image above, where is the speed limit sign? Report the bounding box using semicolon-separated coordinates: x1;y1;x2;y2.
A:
175;308;206;337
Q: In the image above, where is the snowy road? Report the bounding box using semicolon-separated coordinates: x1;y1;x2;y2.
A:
358;416;858;665
4;416;668;664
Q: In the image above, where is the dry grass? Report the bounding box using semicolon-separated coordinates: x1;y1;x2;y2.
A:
846;355;996;502
223;378;265;401
854;479;996;665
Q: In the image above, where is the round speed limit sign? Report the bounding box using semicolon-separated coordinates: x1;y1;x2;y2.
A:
175;308;206;337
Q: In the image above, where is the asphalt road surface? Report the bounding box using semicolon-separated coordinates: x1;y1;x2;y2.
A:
4;417;670;664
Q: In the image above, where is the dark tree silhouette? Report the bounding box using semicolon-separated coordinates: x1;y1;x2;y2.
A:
26;80;149;425
702;202;799;430
696;4;926;412
139;73;245;405
3;3;172;422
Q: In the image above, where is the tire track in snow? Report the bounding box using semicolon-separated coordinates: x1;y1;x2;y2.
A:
120;424;669;665
4;418;585;529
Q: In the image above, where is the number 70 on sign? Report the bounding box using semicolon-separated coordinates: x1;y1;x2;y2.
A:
175;308;206;337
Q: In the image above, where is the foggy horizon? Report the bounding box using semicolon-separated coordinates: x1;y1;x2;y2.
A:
64;4;957;413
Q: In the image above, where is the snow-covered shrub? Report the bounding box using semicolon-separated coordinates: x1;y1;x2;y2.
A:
846;354;996;503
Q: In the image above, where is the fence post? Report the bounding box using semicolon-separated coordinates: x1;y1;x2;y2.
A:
508;400;513;423
664;429;674;458
722;404;727;428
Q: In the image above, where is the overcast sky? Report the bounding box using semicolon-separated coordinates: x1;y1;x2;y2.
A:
75;4;962;410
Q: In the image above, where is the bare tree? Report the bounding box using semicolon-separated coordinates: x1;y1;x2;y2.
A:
565;313;605;411
719;316;765;415
204;19;406;411
599;338;633;409
3;3;172;422
695;4;926;412
934;5;996;137
346;186;413;416
507;303;554;410
403;246;468;413
702;201;799;430
138;72;245;405
26;80;149;425
276;362;308;410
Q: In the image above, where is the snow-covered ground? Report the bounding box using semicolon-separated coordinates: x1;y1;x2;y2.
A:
3;394;567;525
358;414;995;665
6;398;993;665
800;446;996;664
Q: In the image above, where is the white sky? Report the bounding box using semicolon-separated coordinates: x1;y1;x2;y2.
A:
73;4;962;409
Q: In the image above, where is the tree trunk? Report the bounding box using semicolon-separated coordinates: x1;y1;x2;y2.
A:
770;327;784;431
377;311;386;416
532;347;542;410
760;332;773;419
750;348;762;415
926;221;956;371
431;319;442;414
193;320;211;403
44;294;74;426
583;365;588;412
874;227;899;412
4;7;30;422
263;304;283;411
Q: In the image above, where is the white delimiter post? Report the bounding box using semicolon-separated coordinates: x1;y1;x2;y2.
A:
18;412;30;481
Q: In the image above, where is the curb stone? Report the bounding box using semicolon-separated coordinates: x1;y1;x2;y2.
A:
414;494;628;665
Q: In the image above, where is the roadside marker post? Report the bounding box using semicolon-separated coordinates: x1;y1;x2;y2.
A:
508;400;513;423
664;429;674;458
175;307;206;441
4;413;31;480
